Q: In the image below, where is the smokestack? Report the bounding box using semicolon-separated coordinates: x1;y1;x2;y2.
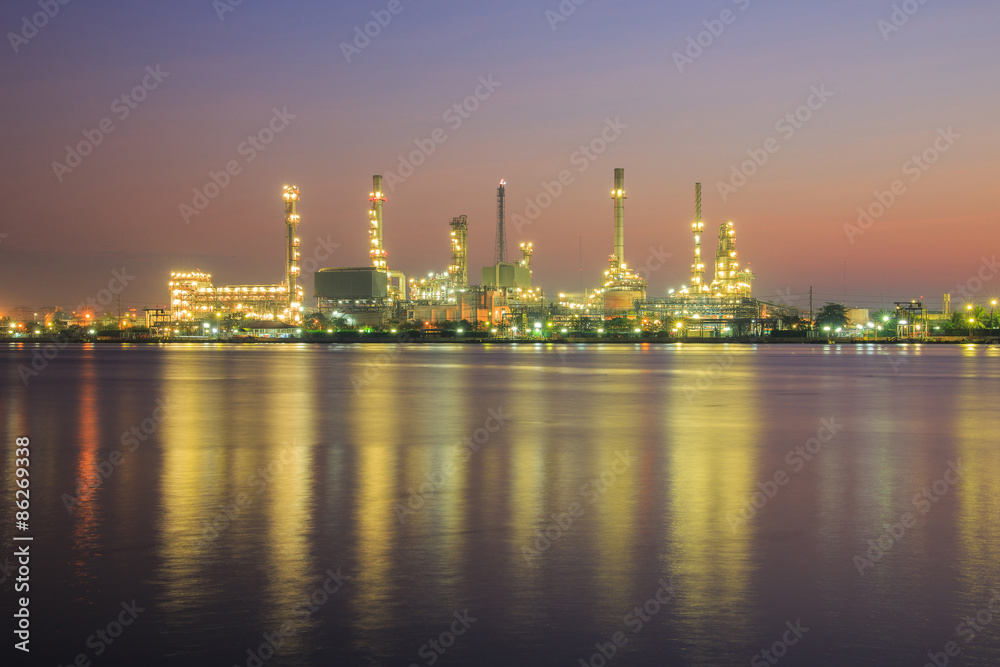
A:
369;175;387;269
282;185;301;322
691;182;705;291
612;168;626;266
495;180;507;265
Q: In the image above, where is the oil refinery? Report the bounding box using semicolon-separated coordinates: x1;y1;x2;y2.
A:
168;185;303;324
164;169;795;337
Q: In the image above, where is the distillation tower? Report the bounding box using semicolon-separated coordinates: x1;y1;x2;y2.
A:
369;176;387;271
449;215;469;287
366;175;405;300
710;220;754;296
690;182;708;293
600;168;646;312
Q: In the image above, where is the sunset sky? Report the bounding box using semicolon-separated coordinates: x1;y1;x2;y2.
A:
1;0;997;313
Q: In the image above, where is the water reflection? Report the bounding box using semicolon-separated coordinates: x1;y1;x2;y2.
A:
956;348;1000;653
667;345;757;660
6;343;994;665
71;348;101;601
350;347;402;655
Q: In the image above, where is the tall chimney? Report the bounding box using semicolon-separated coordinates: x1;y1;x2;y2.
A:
612;168;626;267
282;185;301;322
369;175;387;269
690;182;705;291
495;180;507;265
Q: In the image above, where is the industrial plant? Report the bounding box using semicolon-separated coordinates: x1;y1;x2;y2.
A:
168;185;304;324
163;169;796;337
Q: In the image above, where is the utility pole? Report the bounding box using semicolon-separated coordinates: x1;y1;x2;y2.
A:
809;286;813;325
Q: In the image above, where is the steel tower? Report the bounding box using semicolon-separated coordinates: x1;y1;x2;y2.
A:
495;180;507;265
369;175;387;270
611;168;626;267
282;185;302;321
690;182;707;292
449;215;469;286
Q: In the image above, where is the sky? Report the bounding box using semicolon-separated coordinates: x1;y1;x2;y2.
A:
0;0;998;314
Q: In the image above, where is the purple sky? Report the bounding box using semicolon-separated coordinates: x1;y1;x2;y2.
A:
1;0;997;314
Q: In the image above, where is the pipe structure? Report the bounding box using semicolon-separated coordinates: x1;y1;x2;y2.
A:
519;242;533;270
690;182;706;292
449;215;469;286
369;175;387;270
388;269;407;301
611;168;626;267
282;185;302;322
712;220;738;294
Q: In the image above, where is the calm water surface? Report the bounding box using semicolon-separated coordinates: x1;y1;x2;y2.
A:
2;343;999;666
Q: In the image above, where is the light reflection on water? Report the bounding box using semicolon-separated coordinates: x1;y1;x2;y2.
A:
2;343;1000;666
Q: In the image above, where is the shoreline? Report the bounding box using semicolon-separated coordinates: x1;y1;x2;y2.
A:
2;336;995;346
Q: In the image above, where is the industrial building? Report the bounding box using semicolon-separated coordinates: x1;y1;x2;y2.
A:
168;185;304;323
632;182;789;335
161;168;790;336
316;175;543;328
589;168;647;313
